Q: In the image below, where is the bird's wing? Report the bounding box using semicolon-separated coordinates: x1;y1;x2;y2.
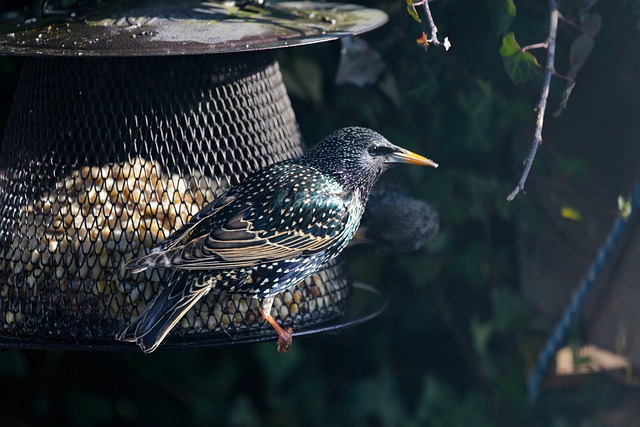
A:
161;183;351;269
129;170;351;271
126;191;238;273
152;192;239;252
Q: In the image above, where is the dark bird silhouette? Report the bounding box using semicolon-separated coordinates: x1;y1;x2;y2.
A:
116;127;438;353
352;180;440;252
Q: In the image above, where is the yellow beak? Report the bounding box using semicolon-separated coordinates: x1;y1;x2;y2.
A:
386;148;439;168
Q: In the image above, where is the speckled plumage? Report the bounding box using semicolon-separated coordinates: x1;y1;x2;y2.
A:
116;127;437;353
354;180;440;252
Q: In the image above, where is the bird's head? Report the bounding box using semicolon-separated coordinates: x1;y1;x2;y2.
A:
304;127;438;195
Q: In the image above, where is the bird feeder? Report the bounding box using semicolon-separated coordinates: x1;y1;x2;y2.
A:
0;0;387;349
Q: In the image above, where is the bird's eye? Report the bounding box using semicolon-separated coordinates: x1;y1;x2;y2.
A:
367;145;394;157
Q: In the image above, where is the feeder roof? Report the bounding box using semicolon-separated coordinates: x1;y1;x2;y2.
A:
0;0;387;56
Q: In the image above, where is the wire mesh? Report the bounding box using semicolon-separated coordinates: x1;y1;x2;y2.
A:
0;52;351;347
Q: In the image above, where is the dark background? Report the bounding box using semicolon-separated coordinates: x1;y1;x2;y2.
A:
2;0;640;425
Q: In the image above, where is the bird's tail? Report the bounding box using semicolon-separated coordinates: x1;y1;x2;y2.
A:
116;270;214;353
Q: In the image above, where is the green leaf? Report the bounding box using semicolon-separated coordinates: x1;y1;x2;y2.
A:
497;0;517;35
618;196;632;221
505;0;516;16
499;32;541;84
406;0;422;23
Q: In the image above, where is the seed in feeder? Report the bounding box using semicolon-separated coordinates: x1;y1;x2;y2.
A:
207;315;217;331
220;314;230;327
96;280;108;294
26;274;37;288
283;291;293;305
289;303;299;317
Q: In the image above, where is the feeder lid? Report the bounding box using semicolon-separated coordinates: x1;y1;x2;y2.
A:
0;0;387;56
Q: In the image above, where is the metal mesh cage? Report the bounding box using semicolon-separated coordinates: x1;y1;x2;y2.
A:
0;52;351;348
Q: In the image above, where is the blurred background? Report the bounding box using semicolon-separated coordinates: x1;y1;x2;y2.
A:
2;0;640;426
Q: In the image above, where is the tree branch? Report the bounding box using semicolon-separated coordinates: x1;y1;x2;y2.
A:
422;0;441;46
413;0;451;51
507;0;559;201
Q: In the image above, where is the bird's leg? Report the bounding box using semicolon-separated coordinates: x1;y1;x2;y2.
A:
259;296;293;353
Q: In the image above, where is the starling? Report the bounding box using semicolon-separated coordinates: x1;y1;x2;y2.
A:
116;127;438;353
352;180;440;252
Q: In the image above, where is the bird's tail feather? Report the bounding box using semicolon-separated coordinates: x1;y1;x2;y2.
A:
116;270;213;353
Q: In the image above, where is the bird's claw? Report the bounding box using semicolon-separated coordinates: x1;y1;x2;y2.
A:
277;327;293;353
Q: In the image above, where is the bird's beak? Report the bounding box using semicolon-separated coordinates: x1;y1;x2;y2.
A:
386;148;439;168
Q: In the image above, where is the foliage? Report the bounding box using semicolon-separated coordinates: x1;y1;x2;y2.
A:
499;32;541;84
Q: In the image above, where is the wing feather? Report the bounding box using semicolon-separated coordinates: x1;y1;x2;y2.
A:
128;164;352;272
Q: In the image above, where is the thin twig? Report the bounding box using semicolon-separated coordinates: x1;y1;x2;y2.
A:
558;15;587;32
414;0;450;50
522;42;548;52
421;0;441;46
553;72;574;83
507;0;559;201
